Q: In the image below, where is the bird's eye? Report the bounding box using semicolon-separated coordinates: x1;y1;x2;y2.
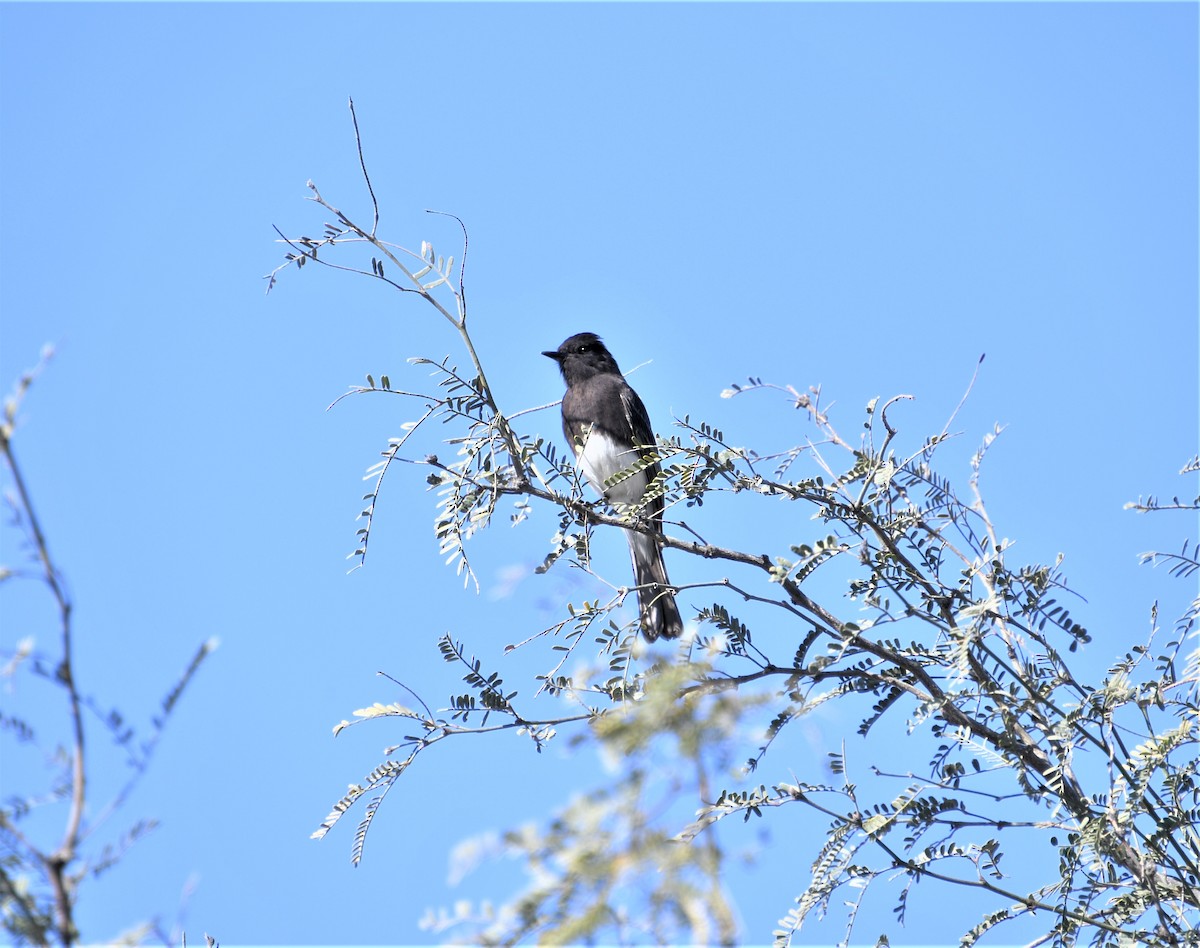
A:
576;344;589;353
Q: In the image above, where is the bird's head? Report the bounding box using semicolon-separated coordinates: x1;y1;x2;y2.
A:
542;332;620;381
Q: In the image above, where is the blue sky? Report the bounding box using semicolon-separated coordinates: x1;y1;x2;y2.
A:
1;3;1196;945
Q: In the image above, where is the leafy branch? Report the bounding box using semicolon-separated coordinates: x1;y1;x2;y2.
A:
0;350;215;946
272;113;1200;945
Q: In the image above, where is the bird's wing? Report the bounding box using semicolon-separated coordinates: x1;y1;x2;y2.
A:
617;382;663;520
619;383;656;451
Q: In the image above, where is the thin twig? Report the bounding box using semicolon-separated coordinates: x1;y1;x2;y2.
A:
1;351;85;945
348;97;379;238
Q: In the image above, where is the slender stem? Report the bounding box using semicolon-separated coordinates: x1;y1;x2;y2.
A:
2;407;84;946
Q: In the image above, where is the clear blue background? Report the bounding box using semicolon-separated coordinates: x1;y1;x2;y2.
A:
1;3;1196;945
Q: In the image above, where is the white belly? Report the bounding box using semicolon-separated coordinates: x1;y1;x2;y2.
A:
577;429;648;504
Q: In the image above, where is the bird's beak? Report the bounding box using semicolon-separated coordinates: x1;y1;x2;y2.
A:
542;350;562;361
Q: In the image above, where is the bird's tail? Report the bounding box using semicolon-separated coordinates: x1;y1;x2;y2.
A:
626;530;684;641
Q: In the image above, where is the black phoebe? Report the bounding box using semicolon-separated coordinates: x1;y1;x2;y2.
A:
543;332;684;641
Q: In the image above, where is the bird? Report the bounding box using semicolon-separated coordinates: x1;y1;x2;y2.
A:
543;332;684;641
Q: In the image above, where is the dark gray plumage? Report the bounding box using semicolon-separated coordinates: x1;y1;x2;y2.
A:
543;332;683;641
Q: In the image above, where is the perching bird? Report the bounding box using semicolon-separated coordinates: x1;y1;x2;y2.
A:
543;332;683;641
